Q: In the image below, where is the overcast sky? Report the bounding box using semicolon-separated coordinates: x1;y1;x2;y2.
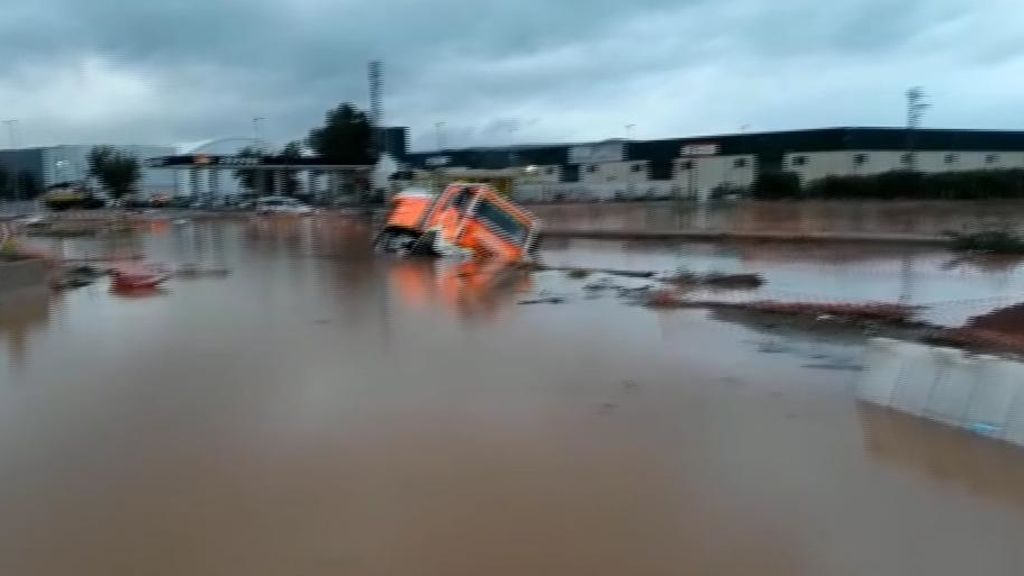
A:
1;0;1022;151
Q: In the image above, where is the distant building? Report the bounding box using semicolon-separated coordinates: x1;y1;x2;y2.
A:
0;145;177;198
405;127;1024;201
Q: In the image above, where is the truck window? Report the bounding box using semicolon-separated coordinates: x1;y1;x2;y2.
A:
475;199;528;244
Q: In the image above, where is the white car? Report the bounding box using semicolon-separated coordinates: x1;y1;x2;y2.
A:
254;196;314;215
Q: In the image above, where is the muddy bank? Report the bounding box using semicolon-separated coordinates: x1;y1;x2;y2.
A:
930;303;1024;355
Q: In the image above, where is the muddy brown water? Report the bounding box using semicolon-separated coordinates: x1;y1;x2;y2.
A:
2;218;1024;575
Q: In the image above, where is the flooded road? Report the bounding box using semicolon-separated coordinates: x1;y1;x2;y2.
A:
2;218;1024;575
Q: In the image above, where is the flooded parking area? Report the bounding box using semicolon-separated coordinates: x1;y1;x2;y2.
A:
2;218;1024;575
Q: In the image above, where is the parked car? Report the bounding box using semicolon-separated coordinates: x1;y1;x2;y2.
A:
254;196;314;215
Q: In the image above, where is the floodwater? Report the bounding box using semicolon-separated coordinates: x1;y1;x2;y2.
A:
2;218;1024;576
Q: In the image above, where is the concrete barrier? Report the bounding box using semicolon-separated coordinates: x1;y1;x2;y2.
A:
0;259;48;293
889;344;948;417
923;348;980;426
966;357;1024;440
857;338;906;406
857;338;1024;448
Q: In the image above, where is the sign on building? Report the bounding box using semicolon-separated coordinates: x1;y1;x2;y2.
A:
569;142;624;164
680;143;720;157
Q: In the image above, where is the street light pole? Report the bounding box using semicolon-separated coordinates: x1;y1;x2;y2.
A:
905;87;929;172
252;117;266;150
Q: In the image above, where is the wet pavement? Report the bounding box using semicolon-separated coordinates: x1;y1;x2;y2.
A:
2;217;1024;575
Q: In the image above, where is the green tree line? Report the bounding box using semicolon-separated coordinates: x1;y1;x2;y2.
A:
751;169;1024;201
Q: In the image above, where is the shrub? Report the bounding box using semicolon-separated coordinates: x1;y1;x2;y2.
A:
946;230;1024;253
751;171;801;200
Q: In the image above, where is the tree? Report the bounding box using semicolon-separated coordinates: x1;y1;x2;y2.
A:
306;103;376;165
752;171;802;200
87;146;141;199
280;140;303;196
233;145;268;194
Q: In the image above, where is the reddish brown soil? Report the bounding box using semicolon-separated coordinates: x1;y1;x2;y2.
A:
933;303;1024;354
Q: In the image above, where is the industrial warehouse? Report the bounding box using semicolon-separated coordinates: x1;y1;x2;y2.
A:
405;127;1024;202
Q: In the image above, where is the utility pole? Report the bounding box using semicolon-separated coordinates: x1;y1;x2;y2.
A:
905;87;929;172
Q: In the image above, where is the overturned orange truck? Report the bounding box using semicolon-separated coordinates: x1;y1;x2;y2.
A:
375;183;541;262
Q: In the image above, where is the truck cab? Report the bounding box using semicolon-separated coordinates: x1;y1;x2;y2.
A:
377;183;540;262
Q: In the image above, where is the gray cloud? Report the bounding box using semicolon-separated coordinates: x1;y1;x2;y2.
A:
1;0;1023;151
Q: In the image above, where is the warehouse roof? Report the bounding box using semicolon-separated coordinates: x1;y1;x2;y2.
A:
406;127;1024;169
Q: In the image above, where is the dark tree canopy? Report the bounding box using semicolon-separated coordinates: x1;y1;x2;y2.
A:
87;146;141;199
306;103;376;165
232;145;267;193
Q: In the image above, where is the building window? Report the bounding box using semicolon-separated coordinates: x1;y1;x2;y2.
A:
733;158;748;168
791;155;808;166
986;154;999;165
631;163;643;173
587;165;598;173
900;153;913;165
944;153;959;164
679;160;694;170
854;153;869;165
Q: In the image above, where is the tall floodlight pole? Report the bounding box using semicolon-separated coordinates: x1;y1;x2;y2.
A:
905;87;929;172
368;60;383;155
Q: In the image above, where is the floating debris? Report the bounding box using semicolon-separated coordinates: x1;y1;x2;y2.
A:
51;265;108;290
518;297;566;305
662;268;765;289
173;263;231;278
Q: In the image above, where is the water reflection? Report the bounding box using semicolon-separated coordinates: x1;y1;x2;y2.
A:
858;404;1024;508
0;288;51;370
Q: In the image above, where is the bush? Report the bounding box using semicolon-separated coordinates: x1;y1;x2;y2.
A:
805;169;1024;200
946;230;1024;253
751;171;801;200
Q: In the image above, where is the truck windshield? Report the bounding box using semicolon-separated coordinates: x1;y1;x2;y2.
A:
474;199;528;244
